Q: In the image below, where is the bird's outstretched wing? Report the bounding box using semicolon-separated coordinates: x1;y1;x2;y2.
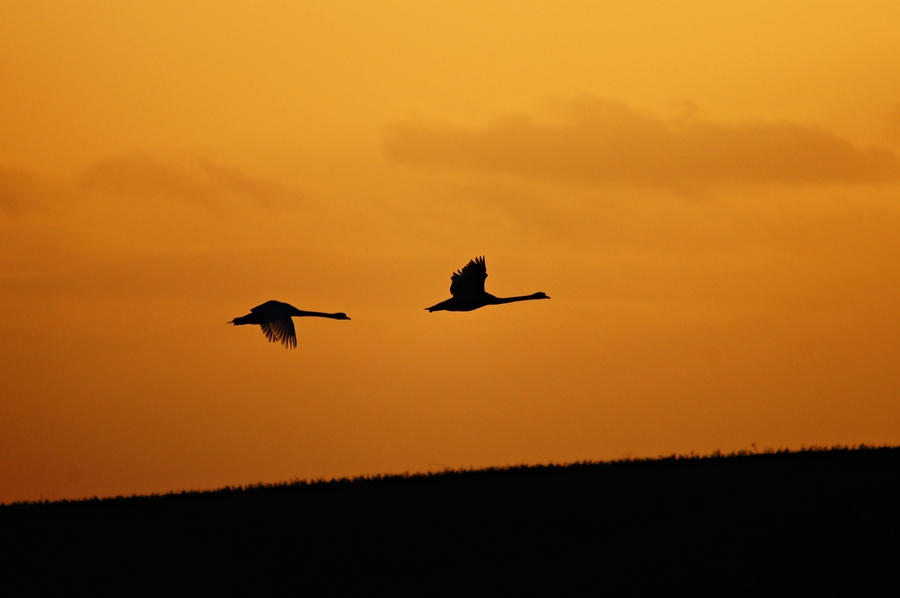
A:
260;317;297;349
449;256;487;298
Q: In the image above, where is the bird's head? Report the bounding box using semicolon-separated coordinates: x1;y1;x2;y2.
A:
532;292;550;300
334;312;351;320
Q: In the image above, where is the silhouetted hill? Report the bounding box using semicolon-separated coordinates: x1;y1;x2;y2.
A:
3;446;899;594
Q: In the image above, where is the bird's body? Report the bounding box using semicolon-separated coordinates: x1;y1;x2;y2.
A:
229;300;349;349
426;256;549;313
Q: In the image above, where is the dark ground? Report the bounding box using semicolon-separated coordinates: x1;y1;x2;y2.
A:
3;446;899;594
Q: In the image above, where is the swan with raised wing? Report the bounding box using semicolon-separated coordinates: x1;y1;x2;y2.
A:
425;256;549;313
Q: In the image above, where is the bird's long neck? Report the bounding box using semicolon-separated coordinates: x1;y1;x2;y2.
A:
293;310;345;319
490;293;545;305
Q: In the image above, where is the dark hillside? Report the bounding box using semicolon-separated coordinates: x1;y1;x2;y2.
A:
3;447;900;593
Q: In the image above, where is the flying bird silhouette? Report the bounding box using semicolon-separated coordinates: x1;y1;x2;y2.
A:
229;300;350;349
426;256;550;313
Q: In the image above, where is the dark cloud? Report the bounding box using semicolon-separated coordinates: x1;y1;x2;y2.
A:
0;163;43;216
80;153;306;208
384;98;900;190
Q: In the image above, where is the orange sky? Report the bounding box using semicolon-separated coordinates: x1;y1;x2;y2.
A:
2;1;900;503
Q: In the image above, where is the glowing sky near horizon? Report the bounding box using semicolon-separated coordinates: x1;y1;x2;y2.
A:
2;1;900;503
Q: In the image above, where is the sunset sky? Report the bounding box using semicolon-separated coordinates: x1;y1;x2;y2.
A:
3;1;900;503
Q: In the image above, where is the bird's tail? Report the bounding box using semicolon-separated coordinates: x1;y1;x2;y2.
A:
229;314;263;325
425;299;452;313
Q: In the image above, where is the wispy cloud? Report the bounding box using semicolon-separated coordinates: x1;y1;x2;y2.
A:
80;153;306;209
385;98;900;191
0;163;43;217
